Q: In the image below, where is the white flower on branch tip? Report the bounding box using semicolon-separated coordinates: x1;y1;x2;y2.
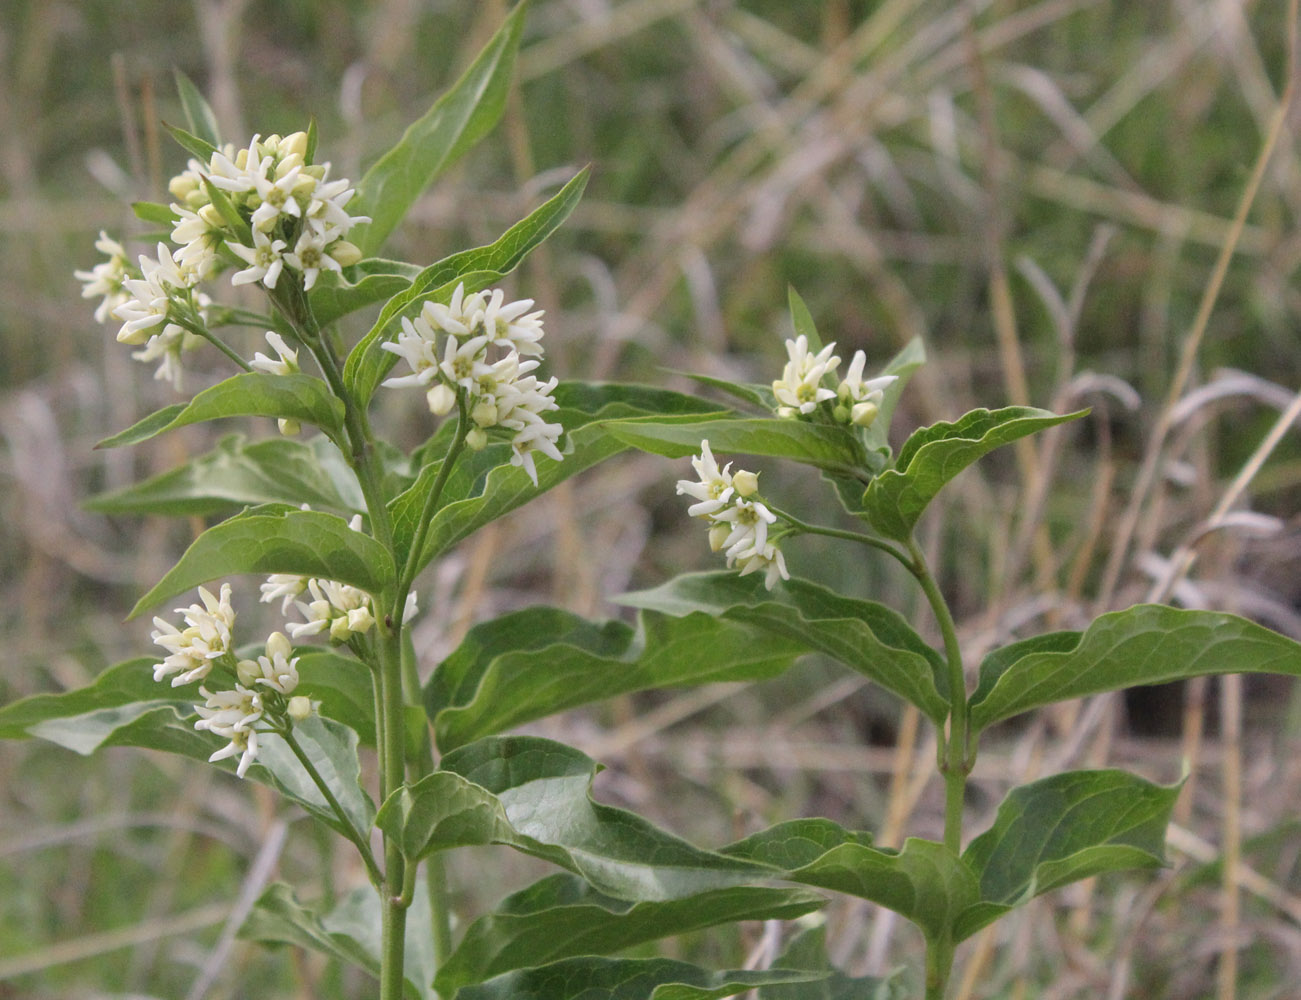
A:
715;498;778;558
772;334;840;415
113;243;192;345
75;231;131;323
730;538;790;590
235;631;300;695
675;439;735;519
283;228;345;290
250;331;300;376
229;230;288;289
150;583;236;686
509;419;564;487
479;288;545;357
260;573;306;615
194;683;264;778
837;351;896;427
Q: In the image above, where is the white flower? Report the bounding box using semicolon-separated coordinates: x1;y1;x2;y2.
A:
423;284;480;338
75;231;131;323
715;498;778;559
113;243;190;345
288;578;375;642
250;331;299;376
260;573;307;615
675;440;735;519
235;631;300;695
381;315;442;387
284;228;345;290
439;333;491;390
229;230;288;289
730;538;790;590
150;584;236;686
477;289;545;357
772;335;840;415
837;351;896;427
249;162;305;232
509;419;564;487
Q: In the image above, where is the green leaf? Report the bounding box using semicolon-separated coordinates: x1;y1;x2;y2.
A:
787;287;823;351
0;657;187;746
955;769;1180;941
307;257;422;327
201;175;253;246
396;381;725;573
349;2;526;255
607;417;869;478
127;505;395;619
95;372;345;449
376;736;772;901
132;200;179;227
425;604;803;753
254;716;375;841
240;880;435;1000
969;604;1301;731
758;924;904;1000
620;573;949;724
343;168;588;406
862;406;1087;540
162;120;218;164
173;69;222;147
454;958;821;1000
436;874;824;995
85;434;360;517
295;649;377;746
725;824;977;945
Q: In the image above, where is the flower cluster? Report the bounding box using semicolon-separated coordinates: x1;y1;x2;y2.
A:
76;130;366;389
381;282;564;486
677;441;789;590
260;516;416;644
772;335;896;428
149;585;314;778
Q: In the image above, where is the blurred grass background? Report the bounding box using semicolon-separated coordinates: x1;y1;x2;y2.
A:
2;0;1300;997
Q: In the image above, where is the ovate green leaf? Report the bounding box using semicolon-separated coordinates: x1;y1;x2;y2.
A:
955;768;1180;940
308;258;422;327
862;407;1086;540
173;69;222;147
620;573;949;723
96;372;345;448
348;2;527;255
128;505;394;618
425;604;802;753
969;604;1301;731
455;957;821;1000
436;874;824;994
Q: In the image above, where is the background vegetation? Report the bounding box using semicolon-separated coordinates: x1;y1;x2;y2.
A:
1;0;1298;996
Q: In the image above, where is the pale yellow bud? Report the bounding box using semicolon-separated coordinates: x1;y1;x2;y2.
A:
851;401;879;428
776;406;799;419
346;607;375;635
471;398;498;427
427;383;456;416
287;696;314;722
733;469;759;498
198;203;224;227
708;521;731;552
265;631;293;662
169;173;199;202
278;418;302;436
329;240;362;268
466;427;489;451
281;131;309;160
236;658;261;686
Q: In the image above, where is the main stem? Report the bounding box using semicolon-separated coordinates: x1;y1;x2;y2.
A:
907;537;970;999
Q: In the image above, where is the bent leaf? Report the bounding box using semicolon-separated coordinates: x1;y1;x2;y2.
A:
255;716;375;840
436;874;823;995
173;69;221;147
862;406;1087;540
455;958;821;1000
377;736;771;901
608;417;869;479
240;881;435;1000
620;573;949;723
96;372;344;449
955;768;1179;940
85;435;360;517
344;168;588;406
425;604;802;752
128;505;394;618
348;2;526;255
308;258;422;327
398;381;727;573
969;604;1301;731
722;822;976;945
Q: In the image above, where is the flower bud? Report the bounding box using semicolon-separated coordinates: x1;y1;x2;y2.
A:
278;417;302;436
169;173;199;202
708;521;731;552
850;401;879;428
471;398;498;427
281;131;309;160
199;203;225;228
287;696;314;722
427;383;456;416
466;427;489;451
776;406;798;419
346;607;375;635
329;240;362;268
236;658;261;686
265;631;293;662
833;404;851;424
732;469;760;498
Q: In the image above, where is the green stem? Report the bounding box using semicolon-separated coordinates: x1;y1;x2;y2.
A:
173;313;253;372
924;935;956;1000
396;394;471;611
906;537;971;855
279;725;383;886
768;505;911;568
378;627;409;1000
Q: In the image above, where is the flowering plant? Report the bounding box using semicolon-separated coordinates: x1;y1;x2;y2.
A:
4;7;1301;1000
